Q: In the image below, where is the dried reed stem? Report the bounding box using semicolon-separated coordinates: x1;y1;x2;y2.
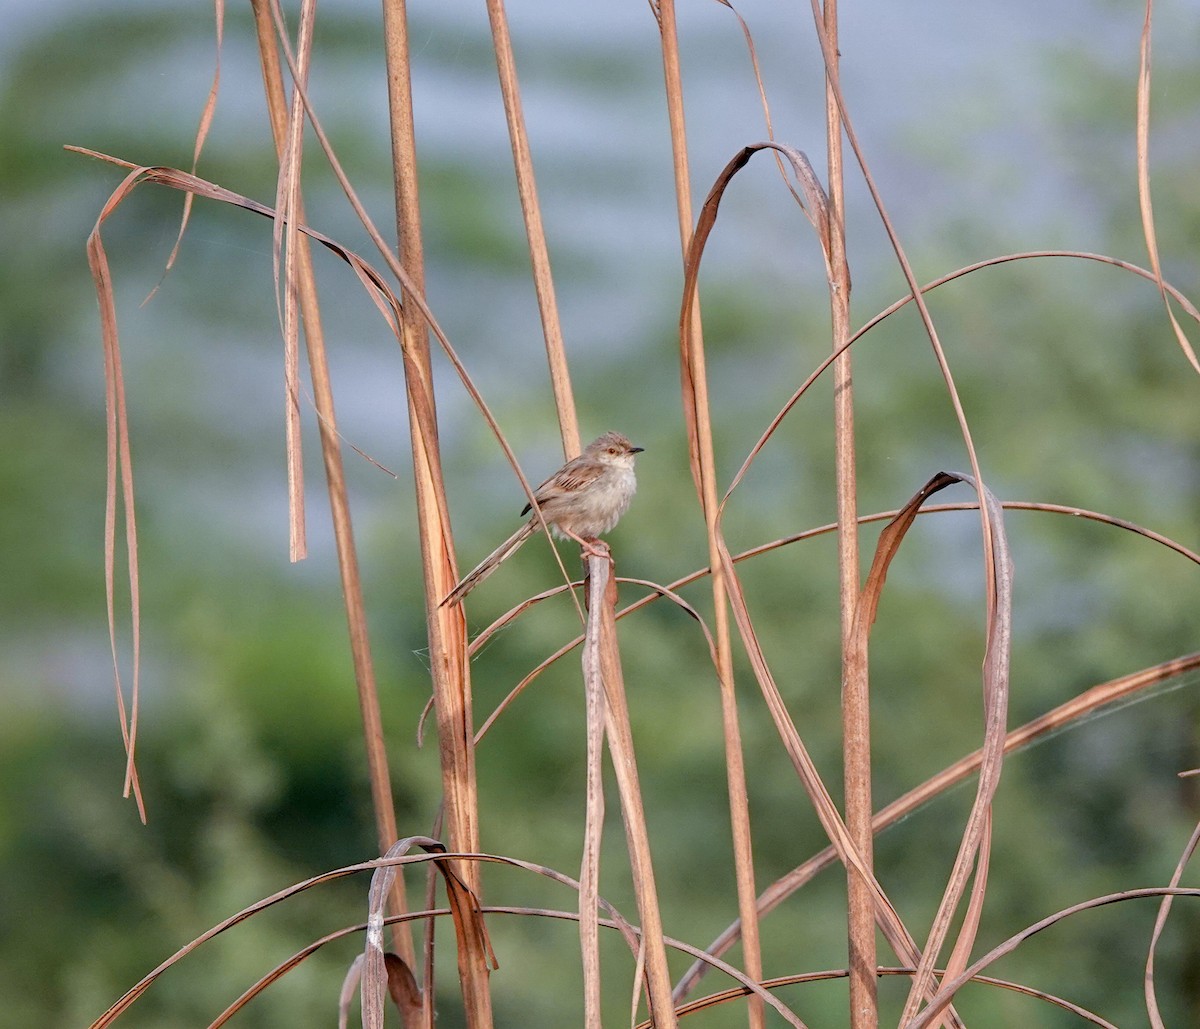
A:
484;0;579;453
249;0;412;971
653;5;765;1027
379;0;492;1023
580;562;607;1028
819;1;874;1023
590;553;679;1028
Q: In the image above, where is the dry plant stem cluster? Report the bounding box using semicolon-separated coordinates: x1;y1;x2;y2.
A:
81;143;1200;1025
247;0;414;973
375;0;489;1016
678;140;980;1027
79;0;1200;1025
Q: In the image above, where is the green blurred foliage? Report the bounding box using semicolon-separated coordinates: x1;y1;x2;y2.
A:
2;2;1199;1027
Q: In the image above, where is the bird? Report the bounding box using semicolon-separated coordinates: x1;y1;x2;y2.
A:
441;431;644;606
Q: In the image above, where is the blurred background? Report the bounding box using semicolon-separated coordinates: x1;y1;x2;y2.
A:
2;0;1199;1025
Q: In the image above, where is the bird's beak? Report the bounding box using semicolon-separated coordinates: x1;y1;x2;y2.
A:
630;446;645;454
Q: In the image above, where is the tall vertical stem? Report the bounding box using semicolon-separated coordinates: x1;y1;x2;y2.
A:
248;0;412;971
656;4;764;1028
381;1;493;1025
822;1;874;1025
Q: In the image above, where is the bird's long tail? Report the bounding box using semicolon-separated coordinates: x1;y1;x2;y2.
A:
441;520;537;606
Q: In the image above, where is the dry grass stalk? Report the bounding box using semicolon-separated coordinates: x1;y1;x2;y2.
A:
483;0;578;452
359;838;496;1029
373;0;494;1017
588;552;679;1027
248;0;414;975
654;4;766;1026
1144;818;1200;1028
580;561;608;1027
815;0;875;1021
1136;0;1200;375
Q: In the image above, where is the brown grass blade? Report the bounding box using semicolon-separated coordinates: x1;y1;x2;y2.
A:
338;954;363;1029
800;0;993;532
362;838;496;1029
803;30;1003;911
86;165;155;824
854;250;1200;346
472;577;719;743
1143;816;1200;1028
721;247;1200;514
816;1;871;1017
679;134;960;1020
68;147;557;594
475;499;1198;762
674;648;1200;1002
685;142;830;309
385;952;424;1027
664;966;1117;1028
269;0;317;564
99;845;804;1029
656;10;767;1022
711;0;812;212
1135;0;1200;375
213;886;815;1029
716;543;905;935
162;0;225;280
371;0;493;1014
138;0;225;310
483;0;578;453
247;0;413;972
72;152;428;823
907;888;1200;1029
718;535;970;1023
864;473;1012;1025
942;810;990;987
255;28;585;960
676;136;831;1029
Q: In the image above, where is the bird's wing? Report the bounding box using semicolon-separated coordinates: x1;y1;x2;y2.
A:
521;457;603;515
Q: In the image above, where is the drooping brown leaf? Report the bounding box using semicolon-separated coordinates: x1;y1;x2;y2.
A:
893;474;1012;1025
384;952;424;1028
1135;0;1200;375
361;838;496;1029
86;164;153;825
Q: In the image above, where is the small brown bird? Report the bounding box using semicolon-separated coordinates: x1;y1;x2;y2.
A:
441;431;644;606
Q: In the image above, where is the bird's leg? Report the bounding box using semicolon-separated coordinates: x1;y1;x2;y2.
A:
560;529;610;561
564;533;613;613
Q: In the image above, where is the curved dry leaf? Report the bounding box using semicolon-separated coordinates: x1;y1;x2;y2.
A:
721;250;1200;512
674;650;1200;1002
338;954;363;1029
866;473;1012;1025
1144;818;1200;1028
907;888;1200;1029
663;966;1117;1029
1135;1;1200;375
362;837;495;1029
